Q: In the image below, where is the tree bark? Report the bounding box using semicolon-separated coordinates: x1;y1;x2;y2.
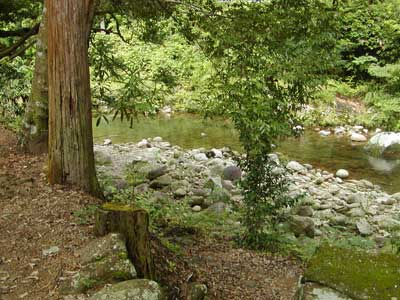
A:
94;203;155;280
23;5;48;154
46;0;102;198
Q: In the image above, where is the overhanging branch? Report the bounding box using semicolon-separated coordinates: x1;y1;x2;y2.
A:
0;23;40;59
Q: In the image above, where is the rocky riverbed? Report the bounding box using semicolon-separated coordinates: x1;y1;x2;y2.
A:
94;137;400;244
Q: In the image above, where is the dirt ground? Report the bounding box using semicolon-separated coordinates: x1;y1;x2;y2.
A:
0;126;302;300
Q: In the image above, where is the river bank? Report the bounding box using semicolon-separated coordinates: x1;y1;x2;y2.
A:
95;137;400;246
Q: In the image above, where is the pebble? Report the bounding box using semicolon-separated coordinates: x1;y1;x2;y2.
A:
335;169;349;179
192;205;202;212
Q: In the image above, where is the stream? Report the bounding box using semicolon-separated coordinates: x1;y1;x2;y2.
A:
93;114;400;193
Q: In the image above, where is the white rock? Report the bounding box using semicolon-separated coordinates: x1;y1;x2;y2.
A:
350;132;367;142
137;139;150;148
211;148;223;158
319;130;331;137
194;153;208;161
200;132;207;137
335;169;349;179
103;139;112;145
367;132;400;153
353;125;364;131
334;127;345;135
153;136;163;142
286;161;307;173
192;205;202;212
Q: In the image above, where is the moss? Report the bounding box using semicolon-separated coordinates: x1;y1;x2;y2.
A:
80;277;98;290
118;251;129;260
304;244;400;299
102;202;143;212
111;270;131;280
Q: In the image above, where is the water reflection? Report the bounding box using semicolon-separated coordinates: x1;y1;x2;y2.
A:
367;156;400;173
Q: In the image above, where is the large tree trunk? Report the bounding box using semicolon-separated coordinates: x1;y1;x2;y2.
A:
46;0;102;198
22;5;48;154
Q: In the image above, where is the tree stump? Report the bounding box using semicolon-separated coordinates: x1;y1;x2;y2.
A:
94;203;155;280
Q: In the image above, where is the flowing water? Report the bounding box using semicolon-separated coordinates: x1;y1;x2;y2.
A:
93;114;400;193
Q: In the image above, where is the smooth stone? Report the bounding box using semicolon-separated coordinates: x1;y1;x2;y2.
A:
192;205;202;212
103;139;112;145
390;192;400;202
149;175;172;189
350;132;367;142
194;153;208;161
137;139;150;148
335;169;349;179
347;208;365;218
153;136;163;142
286;161;307;173
330;215;348;226
222;165;242;182
356;218;374;236
174;188;187;198
147;166;168;180
319;130;331;136
289;216;315;238
210;148;223;158
95;151;112;165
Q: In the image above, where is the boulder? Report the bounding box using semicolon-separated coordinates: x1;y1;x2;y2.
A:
63;234;136;294
222;165;242;182
366;132;400;155
149;175;172;189
146;166;168;180
173;188;187;198
289;216;315;238
95;151;112;165
88;279;164;300
286;161;307;173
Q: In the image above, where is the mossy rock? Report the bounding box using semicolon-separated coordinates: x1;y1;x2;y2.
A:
304;244;400;299
62;233;137;294
88;279;165;300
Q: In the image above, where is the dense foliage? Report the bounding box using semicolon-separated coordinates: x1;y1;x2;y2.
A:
1;0;400;248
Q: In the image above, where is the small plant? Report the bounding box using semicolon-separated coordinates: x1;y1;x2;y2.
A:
238;154;300;251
